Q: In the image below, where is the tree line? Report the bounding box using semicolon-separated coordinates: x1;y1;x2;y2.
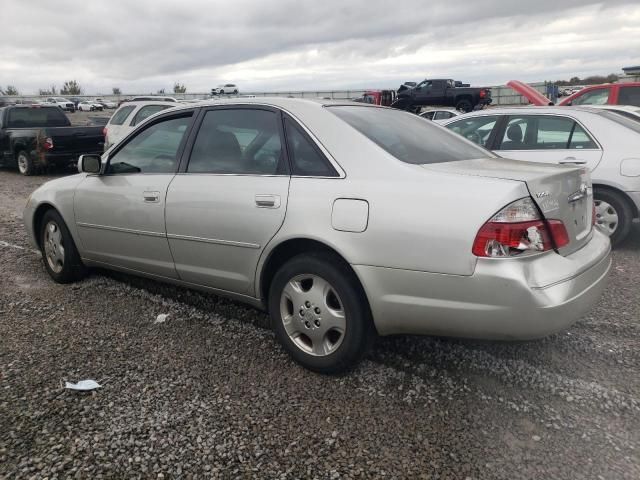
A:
1;81;188;96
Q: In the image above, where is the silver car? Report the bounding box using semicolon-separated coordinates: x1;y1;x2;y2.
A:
23;99;611;373
442;106;640;245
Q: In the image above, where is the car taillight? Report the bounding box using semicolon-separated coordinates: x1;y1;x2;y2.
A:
472;197;569;257
102;127;107;136
592;201;596;226
43;137;54;150
479;90;486;99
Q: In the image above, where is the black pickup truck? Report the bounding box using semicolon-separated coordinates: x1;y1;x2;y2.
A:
0;105;104;175
392;78;492;113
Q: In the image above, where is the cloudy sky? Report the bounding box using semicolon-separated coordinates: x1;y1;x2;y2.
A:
1;0;639;95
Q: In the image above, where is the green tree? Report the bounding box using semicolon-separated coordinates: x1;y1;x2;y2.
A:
60;80;82;95
112;87;121;95
1;85;19;95
173;82;187;94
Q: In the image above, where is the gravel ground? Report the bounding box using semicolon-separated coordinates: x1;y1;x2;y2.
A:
1;169;639;479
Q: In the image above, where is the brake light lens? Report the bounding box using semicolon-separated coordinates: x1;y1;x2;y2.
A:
479;90;486;99
472;197;569;257
43;137;54;150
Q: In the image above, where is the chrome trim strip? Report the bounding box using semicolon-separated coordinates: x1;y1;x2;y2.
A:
77;222;166;238
167;233;260;249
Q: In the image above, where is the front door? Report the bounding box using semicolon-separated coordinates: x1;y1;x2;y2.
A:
165;106;290;295
494;114;603;171
74;112;194;278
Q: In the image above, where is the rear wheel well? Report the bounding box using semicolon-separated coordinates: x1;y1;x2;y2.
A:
32;203;56;249
260;239;369;311
593;184;638;218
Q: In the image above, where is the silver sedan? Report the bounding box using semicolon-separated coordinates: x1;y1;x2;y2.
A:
23;98;611;373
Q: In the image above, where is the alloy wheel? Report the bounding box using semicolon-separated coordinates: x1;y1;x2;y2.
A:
279;274;346;357
17;154;28;174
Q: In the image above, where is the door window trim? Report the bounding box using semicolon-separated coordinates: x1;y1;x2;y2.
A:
103;109;196;176
492;113;601;151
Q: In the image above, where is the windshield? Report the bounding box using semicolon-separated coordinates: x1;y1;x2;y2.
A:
329;106;493;164
596;110;640;134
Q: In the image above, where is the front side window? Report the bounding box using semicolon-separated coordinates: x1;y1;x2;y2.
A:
131;105;172;126
332;106;493;164
445;115;499;148
421;111;436;120
434;111;454;120
618;86;640;107
109;105;135;125
187;108;284;175
571;88;610;105
107;115;191;174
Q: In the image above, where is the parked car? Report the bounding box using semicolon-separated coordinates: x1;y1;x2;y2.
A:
587;104;640;122
95;98;117;109
212;84;239;95
104;101;177;149
77;101;103;112
442;106;640;245
68;97;83;109
509;80;640;107
129;96;178;103
45;97;75;112
352;90;397;106
0;105;104;175
419;108;460;122
392;78;492;113
23;98;610;373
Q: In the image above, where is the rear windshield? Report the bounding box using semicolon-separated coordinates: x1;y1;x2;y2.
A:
329;106;492;164
7;107;69;128
597;110;640;134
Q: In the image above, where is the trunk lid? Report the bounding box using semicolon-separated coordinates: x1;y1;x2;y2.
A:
423;158;594;256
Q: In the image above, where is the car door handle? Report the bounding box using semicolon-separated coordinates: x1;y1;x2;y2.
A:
255;194;280;208
143;191;160;203
559;157;587;165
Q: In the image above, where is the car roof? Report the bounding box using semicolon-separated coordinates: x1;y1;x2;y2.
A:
119;100;179;108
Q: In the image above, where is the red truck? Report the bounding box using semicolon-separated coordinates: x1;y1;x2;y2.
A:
508;80;640;107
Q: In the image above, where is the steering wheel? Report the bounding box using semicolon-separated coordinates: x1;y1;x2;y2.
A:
465;131;483;145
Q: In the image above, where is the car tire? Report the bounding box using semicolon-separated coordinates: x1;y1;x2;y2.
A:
220;90;225;95
233;90;238;94
16;150;35;176
268;252;374;374
39;209;87;284
455;99;473;113
594;188;633;247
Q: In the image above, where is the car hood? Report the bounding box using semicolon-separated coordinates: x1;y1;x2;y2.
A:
506;80;553;106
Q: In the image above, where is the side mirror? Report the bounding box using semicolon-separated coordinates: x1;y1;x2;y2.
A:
78;154;102;174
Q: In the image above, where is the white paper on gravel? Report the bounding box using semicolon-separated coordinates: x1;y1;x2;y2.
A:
154;313;169;324
64;380;102;391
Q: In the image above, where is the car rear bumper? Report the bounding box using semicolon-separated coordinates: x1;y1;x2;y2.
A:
355;229;611;339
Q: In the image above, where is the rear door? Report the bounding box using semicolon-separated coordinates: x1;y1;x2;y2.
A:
494;114;603;171
165;105;290;295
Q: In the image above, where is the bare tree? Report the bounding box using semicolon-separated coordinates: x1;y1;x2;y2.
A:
39;85;58;96
112;87;121;95
173;82;187;94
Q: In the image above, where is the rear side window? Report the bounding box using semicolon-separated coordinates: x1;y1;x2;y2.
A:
284;117;338;176
331;106;492;164
618;86;640;107
7;107;68;127
131;105;172;126
109;105;135;125
496;115;597;150
187;108;285;175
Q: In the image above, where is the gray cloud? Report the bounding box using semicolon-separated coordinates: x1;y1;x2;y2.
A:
1;0;638;94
